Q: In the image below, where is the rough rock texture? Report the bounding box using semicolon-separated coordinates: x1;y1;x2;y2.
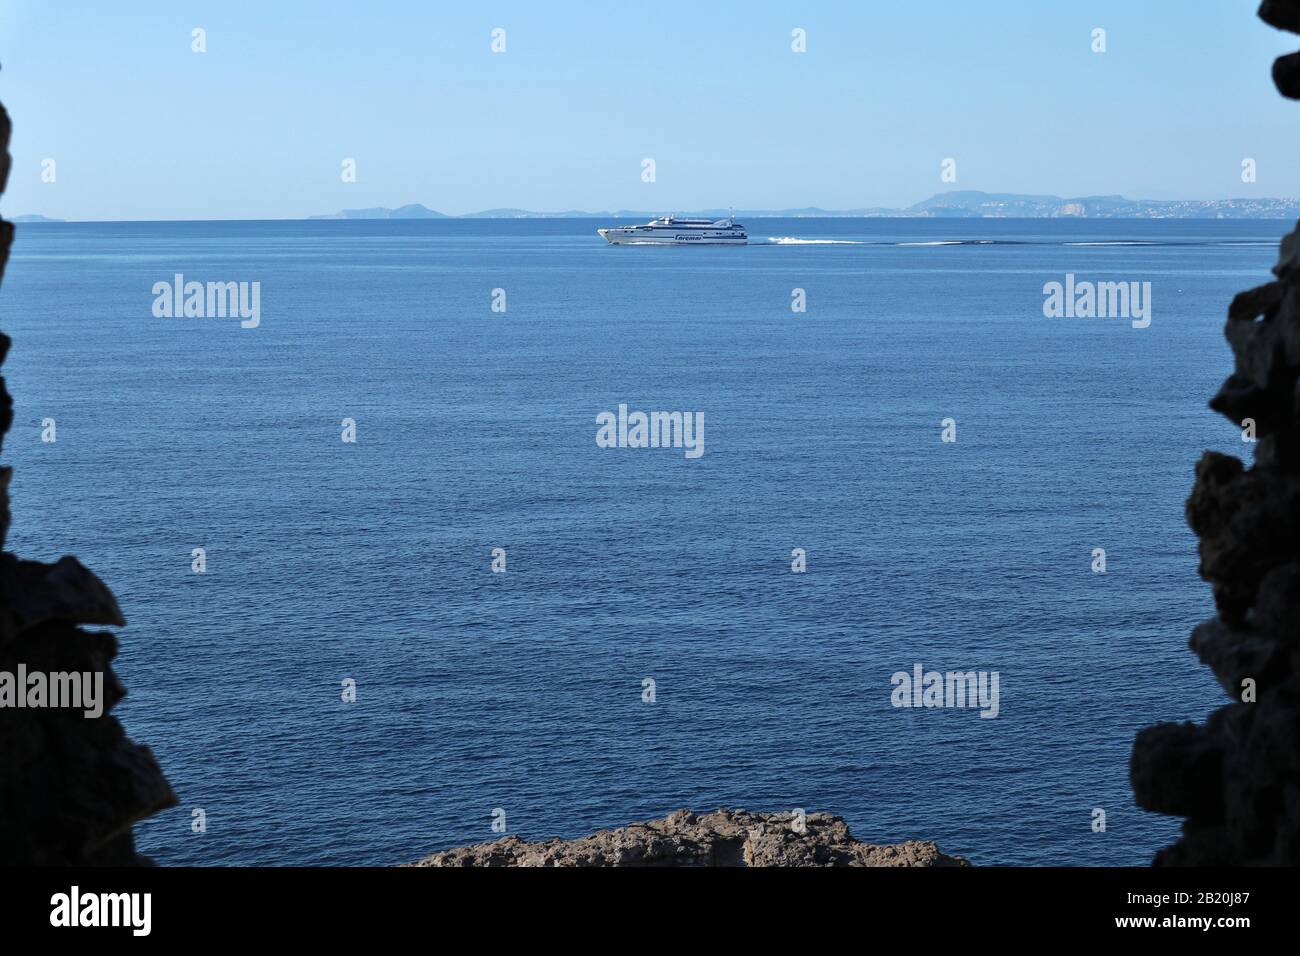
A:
408;809;969;867
1129;2;1300;866
0;98;176;864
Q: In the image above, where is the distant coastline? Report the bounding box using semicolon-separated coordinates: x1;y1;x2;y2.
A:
305;191;1300;221
15;191;1300;223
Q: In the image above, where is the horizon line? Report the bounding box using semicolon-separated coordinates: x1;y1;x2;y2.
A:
11;215;1300;225
14;190;1300;223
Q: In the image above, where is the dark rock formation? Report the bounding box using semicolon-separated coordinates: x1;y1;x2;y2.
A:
0;98;176;864
408;809;968;867
1129;2;1300;865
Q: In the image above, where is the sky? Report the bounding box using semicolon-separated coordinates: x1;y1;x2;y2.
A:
1;0;1297;220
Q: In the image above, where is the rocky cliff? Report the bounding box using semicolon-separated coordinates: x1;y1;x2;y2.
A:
1129;0;1300;866
408;809;968;867
0;98;175;864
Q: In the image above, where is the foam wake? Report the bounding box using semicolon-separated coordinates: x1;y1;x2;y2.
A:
763;236;866;245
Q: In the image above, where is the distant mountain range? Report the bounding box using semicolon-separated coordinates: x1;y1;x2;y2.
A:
903;191;1300;219
14;192;1300;223
308;191;1300;220
307;203;450;220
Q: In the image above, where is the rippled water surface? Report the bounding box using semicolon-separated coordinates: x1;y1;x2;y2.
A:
1;217;1277;865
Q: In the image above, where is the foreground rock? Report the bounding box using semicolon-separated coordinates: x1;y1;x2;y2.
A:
0;100;175;864
1129;0;1300;866
409;809;968;867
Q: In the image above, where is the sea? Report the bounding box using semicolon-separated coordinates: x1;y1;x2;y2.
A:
0;216;1281;866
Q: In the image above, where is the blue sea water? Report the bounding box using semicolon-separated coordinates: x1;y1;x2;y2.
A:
0;217;1280;866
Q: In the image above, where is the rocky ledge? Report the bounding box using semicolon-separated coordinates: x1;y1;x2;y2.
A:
1127;0;1300;866
408;809;969;867
0;100;175;864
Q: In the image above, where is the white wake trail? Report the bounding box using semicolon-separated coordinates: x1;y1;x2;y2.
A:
763;236;865;245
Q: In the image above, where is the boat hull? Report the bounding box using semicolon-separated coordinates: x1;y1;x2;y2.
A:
597;228;747;245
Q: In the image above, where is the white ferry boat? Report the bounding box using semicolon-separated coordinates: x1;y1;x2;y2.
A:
597;214;747;245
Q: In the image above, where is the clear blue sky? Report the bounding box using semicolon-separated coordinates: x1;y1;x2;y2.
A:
1;0;1296;219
